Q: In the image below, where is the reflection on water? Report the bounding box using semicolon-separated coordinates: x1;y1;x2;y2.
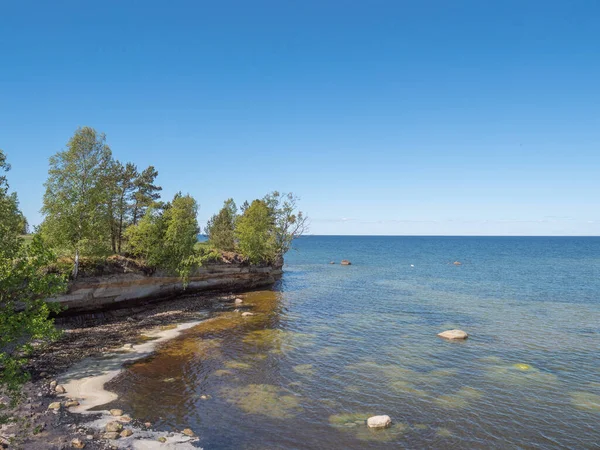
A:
104;236;600;449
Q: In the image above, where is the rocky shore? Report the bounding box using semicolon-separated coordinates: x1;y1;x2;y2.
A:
1;291;245;449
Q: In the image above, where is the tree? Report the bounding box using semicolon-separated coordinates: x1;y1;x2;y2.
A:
126;193;199;276
107;161;138;253
131;166;162;225
0;150;66;412
263;191;308;257
235;200;276;264
41;127;113;277
206;199;237;251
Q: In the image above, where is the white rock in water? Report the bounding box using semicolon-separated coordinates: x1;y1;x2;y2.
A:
367;415;392;428
437;329;468;340
234;298;243;305
241;312;254;317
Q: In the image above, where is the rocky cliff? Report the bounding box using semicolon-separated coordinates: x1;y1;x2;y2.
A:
48;261;283;315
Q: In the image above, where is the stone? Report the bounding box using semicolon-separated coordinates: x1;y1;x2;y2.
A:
49;380;57;388
64;400;80;407
241;312;254;317
48;402;61;410
367;415;392;428
109;409;123;416
158;436;167;443
340;260;352;265
102;432;120;440
40;372;48;378
55;385;66;394
71;438;85;448
105;421;123;433
329;261;335;264
182;428;195;437
144;422;152;428
437;329;468;340
122;344;133;350
234;298;243;305
120;429;133;437
453;261;462;265
118;415;132;423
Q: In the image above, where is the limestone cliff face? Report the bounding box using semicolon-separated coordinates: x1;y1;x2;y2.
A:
48;262;283;314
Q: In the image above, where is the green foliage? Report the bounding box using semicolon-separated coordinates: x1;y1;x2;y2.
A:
234;200;276;264
206;198;237;251
107;160;138;253
40;127;113;273
126;193;200;277
263;191;308;257
132;165;162;225
0;150;67;409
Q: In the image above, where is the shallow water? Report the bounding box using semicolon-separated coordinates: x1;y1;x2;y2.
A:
105;236;600;449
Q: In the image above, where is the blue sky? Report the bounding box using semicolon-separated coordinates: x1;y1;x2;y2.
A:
1;0;598;235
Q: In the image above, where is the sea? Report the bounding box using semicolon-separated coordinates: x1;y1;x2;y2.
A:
104;236;600;449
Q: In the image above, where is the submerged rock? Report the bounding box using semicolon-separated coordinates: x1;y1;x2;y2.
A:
367;415;392;428
453;261;462;265
105;421;123;433
438;329;468;340
341;260;352;265
102;432;120;440
71;438;85;449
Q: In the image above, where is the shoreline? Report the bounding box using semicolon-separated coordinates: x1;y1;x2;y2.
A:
3;292;247;449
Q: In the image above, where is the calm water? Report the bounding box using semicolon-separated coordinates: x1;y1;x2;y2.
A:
105;236;600;449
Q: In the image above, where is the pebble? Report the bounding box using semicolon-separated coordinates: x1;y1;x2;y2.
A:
71;438;85;448
48;402;61;410
109;408;123;416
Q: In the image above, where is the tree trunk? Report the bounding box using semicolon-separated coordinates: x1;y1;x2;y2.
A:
73;248;79;279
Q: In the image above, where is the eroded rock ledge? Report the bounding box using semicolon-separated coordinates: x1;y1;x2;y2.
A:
49;260;283;315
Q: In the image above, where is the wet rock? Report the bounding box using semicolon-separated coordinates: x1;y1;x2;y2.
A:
71;438;85;448
453;261;462;265
118;415;132;423
49;380;57;389
158;436;167;443
55;385;66;394
120;429;133;437
122;344;133;350
109;408;123;416
341;260;352;265
48;402;61;410
64;400;80;407
102;432;120;440
234;298;243;305
200;394;211;400
329;261;335;264
105;421;123;433
241;312;255;317
438;329;468;340
182;428;195;437
367;415;392;428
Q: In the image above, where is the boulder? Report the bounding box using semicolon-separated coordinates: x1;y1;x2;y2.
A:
71;438;85;449
109;408;123;416
182;428;195;437
55;385;66;394
105;421;123;433
340;260;352;265
102;432;120;440
438;329;468;340
234;298;243;305
367;415;392;428
48;402;61;410
120;429;133;438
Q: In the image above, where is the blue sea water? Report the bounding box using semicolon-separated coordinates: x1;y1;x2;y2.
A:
107;236;600;449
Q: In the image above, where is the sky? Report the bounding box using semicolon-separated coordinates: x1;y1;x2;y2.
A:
0;0;598;235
